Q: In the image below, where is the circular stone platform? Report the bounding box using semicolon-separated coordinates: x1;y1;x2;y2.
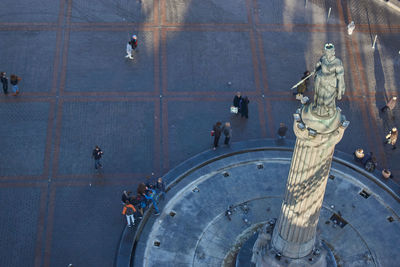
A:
132;140;400;267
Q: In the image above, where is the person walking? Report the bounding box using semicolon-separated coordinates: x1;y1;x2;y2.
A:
381;96;397;112
0;72;8;95
92;145;103;169
240;96;249;119
385;127;398;150
277;123;288;139
10;74;21;96
126;34;138;59
122;201;136;227
222;122;232;145
212;122;222;150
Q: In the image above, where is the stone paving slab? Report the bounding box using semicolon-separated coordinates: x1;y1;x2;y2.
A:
165;30;256;93
166;99;263;168
255;0;341;25
165;0;248;24
0;186;44;267
70;0;154;23
355;32;400;95
0;102;50;177
57;101;156;176
65;30;155;93
0;31;57;93
48;183;140;267
347;0;400;25
0;0;60;23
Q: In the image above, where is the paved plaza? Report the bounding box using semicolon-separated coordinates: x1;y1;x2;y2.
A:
0;0;399;266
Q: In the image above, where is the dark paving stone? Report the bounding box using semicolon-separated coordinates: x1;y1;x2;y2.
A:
49;184;137;267
347;0;400;25
0;186;42;267
65;31;155;93
165;0;248;24
0;0;60;23
355;33;400;95
0;31;57;93
255;0;340;25
70;0;154;23
0;102;50;176
57;101;155;175
166;31;256;92
166;99;262;168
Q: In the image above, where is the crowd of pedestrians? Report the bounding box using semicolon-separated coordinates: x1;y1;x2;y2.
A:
121;177;166;227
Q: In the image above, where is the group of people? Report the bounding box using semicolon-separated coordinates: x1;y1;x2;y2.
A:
1;72;22;96
210;92;250;150
121;177;166;227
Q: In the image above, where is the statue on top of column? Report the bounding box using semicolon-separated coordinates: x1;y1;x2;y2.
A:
312;43;345;118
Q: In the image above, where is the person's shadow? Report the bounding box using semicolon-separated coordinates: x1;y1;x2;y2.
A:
374;43;394;131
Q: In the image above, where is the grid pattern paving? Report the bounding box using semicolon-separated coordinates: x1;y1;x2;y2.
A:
0;0;399;266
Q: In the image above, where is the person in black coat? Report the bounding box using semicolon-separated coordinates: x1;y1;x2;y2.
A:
212;122;222;150
0;72;8;95
233;92;242;114
240;96;249;118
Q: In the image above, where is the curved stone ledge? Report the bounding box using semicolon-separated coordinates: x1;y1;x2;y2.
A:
115;138;400;267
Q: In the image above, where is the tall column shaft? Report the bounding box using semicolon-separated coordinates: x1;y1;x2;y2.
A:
271;107;346;259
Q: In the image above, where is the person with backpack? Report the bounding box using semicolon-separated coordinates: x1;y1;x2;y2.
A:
122;201;136;227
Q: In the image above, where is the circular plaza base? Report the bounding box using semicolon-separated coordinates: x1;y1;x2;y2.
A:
131;139;400;267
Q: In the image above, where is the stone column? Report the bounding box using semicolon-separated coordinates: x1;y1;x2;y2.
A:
271;104;347;259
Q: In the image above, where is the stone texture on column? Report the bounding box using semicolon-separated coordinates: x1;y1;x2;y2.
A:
271;104;346;259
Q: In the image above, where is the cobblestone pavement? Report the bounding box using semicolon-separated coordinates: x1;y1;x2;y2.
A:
0;0;399;266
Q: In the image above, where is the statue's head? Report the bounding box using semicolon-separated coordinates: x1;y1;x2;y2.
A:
324;43;335;61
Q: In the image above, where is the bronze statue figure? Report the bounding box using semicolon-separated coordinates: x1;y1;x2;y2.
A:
312;43;345;117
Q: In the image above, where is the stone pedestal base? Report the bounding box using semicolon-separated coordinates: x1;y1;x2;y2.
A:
251;221;335;267
257;249;327;267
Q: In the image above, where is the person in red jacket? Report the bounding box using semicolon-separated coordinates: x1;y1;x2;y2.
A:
122;201;136;227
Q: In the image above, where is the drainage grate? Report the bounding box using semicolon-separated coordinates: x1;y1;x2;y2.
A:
223;172;229;177
330;213;348;228
359;189;370;199
153;241;160;247
257;164;264;169
169;211;176;217
387;216;394;222
192;187;200;193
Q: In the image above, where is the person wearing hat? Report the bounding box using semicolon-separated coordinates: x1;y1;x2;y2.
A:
385;127;398;150
381;96;397;112
126;34;138;59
